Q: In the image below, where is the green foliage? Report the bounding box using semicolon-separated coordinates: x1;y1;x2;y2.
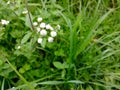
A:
0;0;120;90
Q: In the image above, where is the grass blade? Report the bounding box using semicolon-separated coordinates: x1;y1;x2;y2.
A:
76;9;114;58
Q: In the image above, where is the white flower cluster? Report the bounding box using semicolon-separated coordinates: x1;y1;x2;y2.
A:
0;19;10;25
33;17;60;44
22;10;28;14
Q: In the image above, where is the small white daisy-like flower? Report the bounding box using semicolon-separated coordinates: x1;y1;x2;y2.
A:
40;22;46;28
37;17;43;22
33;22;38;26
46;24;51;29
37;38;43;44
57;24;61;30
22;10;28;14
1;19;9;25
40;29;47;36
17;46;21;49
50;31;57;37
48;37;54;42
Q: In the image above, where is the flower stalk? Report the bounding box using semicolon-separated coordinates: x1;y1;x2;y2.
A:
25;0;34;31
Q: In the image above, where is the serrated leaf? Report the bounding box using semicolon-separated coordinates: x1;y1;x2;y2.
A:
21;32;32;44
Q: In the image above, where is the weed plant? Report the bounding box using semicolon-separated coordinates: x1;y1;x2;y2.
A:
0;0;120;90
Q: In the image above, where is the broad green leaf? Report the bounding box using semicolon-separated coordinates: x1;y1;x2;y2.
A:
53;61;64;69
21;32;32;44
53;62;69;69
25;13;33;29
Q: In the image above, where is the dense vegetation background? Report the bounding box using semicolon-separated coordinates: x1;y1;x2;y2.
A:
0;0;120;90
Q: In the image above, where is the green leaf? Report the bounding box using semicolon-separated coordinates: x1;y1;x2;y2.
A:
0;60;3;65
67;80;84;84
53;62;69;69
21;32;32;44
54;49;65;56
1;78;5;90
38;81;64;85
25;13;33;29
41;39;46;48
53;61;64;69
76;9;114;58
19;68;25;74
86;85;93;90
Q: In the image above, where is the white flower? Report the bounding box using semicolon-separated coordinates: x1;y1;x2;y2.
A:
40;22;46;28
37;17;43;22
7;1;10;5
50;31;57;37
40;29;47;36
1;19;9;25
57;24;60;30
33;22;38;26
46;24;51;29
48;37;54;42
22;10;28;14
17;46;21;49
37;38;43;44
36;27;41;33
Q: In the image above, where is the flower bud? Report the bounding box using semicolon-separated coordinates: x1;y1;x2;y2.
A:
37;17;43;22
17;46;21;49
33;22;38;26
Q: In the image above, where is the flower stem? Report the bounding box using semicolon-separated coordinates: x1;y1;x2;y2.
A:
0;51;35;90
25;0;34;31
